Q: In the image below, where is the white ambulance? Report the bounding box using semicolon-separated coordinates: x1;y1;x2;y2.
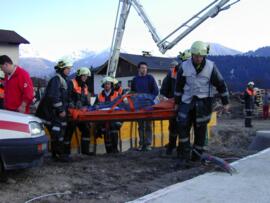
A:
0;110;48;172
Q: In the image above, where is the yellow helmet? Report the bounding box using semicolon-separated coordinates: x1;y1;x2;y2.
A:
77;67;91;77
190;41;209;56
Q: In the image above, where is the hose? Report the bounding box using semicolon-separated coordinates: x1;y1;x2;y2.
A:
24;191;71;203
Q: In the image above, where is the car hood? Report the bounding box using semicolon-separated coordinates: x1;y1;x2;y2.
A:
0;110;42;124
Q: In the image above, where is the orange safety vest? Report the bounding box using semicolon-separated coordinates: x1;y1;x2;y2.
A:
116;86;123;95
246;88;256;96
0;79;4;99
171;67;177;79
72;79;88;95
98;91;118;103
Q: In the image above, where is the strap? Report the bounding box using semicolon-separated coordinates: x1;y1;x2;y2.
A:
109;94;135;112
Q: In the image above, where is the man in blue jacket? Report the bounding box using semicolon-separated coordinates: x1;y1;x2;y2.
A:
131;62;158;151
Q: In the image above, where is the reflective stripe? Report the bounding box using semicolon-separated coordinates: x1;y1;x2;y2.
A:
64;141;70;145
221;92;229;97
41;119;51;125
179;137;189;142
52;126;61;131
59;137;64;141
110;130;118;133
178;112;187;118
194;145;204;150
245;109;253;112
53;102;63;107
196;115;211;123
174;91;182;96
82;137;90;141
61;122;67;126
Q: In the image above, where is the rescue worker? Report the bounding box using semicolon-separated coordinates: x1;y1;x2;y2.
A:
64;67;93;155
131;62;159;151
0;70;5;109
96;76;120;153
174;41;229;166
0;55;34;114
161;50;191;155
243;82;258;127
113;78;124;95
36;59;72;161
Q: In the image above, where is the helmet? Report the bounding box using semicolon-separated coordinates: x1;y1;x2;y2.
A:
248;81;255;86
113;78;119;85
55;58;73;69
190;41;210;56
101;76;115;85
77;67;91;77
0;70;4;78
179;49;191;61
170;60;179;67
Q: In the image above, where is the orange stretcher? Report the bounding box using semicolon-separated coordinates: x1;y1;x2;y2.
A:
69;95;176;122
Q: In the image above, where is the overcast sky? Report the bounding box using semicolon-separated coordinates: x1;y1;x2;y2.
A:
1;0;269;60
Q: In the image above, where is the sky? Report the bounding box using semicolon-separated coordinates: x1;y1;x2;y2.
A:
1;0;269;60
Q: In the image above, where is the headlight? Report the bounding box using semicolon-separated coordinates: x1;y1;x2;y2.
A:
29;121;44;136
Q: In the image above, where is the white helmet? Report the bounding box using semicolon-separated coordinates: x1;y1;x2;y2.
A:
55;58;73;69
248;81;255;86
77;67;91;76
101;76;114;84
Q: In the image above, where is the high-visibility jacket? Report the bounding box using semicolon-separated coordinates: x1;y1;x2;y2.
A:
71;79;88;95
115;86;123;95
98;90;118;103
244;88;257;110
0;79;4;99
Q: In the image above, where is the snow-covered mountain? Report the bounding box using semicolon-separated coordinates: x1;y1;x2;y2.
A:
208;43;242;56
19;57;55;78
244;46;270;57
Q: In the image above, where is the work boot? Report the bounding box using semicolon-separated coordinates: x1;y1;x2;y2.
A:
166;144;175;155
175;148;191;169
145;145;152;151
191;148;203;162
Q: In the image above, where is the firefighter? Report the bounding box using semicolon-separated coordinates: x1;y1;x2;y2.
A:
113;78;124;95
36;58;72;161
174;41;229;166
161;51;191;155
96;76;120;153
0;70;4;109
243;81;258;127
64;67;94;155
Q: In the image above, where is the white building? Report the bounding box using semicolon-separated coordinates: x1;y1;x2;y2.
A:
0;29;29;64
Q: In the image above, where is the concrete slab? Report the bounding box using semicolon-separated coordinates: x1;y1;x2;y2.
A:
129;148;270;203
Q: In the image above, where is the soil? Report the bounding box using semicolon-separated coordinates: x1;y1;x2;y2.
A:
0;117;270;203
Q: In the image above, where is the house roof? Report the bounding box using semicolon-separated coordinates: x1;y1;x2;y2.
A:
120;53;177;70
94;52;179;73
0;29;29;44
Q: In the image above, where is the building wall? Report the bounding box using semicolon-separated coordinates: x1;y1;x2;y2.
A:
0;44;19;64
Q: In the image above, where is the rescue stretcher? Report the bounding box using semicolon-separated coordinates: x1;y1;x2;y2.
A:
69;95;176;122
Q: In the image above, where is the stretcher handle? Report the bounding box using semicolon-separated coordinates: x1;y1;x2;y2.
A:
109;94;135;112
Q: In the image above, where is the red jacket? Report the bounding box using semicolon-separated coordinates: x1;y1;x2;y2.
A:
4;66;34;114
